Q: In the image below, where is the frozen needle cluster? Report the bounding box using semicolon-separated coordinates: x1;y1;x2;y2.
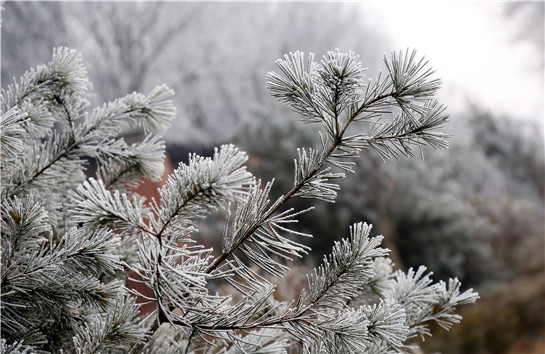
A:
1;48;478;353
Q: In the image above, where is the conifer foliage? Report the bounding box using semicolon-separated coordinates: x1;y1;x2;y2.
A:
1;48;478;353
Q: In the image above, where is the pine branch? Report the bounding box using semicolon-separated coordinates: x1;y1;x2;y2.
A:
1;47;478;352
1;47;89;114
71;178;150;237
2;88;175;199
0;104;53;164
148;144;254;244
1;47;175;200
97;135;167;191
73;294;148;353
299;223;388;311
84;84;175;137
1;226;124;344
205;90;396;273
165;223;387;351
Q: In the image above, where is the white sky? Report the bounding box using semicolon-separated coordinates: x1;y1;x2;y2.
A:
366;2;544;125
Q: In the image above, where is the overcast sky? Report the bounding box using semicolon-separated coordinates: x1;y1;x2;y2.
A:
366;2;543;126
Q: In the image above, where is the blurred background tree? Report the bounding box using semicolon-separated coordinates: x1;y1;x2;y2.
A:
2;2;543;352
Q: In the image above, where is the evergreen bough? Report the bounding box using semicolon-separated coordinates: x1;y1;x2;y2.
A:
1;47;478;353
